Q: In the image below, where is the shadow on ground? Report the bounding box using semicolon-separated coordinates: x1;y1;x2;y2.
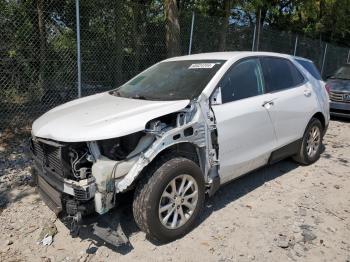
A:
72;158;300;254
330;115;350;123
201;159;299;222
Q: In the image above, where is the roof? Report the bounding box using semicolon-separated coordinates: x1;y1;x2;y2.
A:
291;55;313;63
164;51;300;62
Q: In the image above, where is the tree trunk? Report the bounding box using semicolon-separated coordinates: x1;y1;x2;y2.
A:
164;0;181;57
36;0;47;91
219;0;230;51
319;0;325;41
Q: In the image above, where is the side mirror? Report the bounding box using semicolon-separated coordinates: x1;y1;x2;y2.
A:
211;87;222;105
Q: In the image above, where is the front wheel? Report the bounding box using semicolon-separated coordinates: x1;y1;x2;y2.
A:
293;118;323;165
132;157;205;242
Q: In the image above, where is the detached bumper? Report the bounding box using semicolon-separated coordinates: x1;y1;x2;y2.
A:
32;160;96;216
31;163;130;246
30;138;130;246
37;175;63;215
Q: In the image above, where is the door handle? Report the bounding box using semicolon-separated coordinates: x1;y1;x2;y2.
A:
304;89;312;97
262;100;274;107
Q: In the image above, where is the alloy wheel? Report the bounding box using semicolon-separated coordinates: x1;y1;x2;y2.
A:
158;174;199;229
306;125;321;158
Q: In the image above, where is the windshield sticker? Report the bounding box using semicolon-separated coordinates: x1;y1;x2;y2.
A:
188;63;217;69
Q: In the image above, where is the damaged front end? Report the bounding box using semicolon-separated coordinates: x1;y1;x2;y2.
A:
30;99;219;246
30;131;153;245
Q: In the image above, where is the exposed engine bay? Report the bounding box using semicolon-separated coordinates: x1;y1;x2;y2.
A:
30;100;219;245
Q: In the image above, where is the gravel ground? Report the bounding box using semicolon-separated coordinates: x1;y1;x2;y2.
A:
0;119;349;262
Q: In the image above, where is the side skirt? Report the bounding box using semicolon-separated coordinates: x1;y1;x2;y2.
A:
268;139;302;165
210;139;303;197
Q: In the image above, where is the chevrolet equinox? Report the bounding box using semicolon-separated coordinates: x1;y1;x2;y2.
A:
31;52;330;244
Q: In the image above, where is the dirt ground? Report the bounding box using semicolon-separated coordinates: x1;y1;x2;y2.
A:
0;119;349;262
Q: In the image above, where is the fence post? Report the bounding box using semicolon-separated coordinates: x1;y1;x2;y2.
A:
321;43;328;77
256;9;261;51
293;35;298;56
347;49;350;64
188;11;195;55
76;0;82;98
251;24;256;51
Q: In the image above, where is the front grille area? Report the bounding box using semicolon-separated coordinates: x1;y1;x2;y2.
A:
329;91;350;103
31;139;65;177
73;187;90;201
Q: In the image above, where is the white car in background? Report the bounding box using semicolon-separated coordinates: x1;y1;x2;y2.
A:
30;52;329;245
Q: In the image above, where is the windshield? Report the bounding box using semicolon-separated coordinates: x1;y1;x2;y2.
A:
111;60;225;100
330;65;350;80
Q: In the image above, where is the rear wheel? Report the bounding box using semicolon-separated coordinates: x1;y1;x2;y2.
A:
293;118;323;165
133;157;205;242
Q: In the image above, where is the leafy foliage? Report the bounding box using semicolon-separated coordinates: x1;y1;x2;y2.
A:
0;0;349;127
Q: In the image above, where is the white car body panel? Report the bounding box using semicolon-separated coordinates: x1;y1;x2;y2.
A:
212;95;276;183
291;57;330;125
317;80;330;123
32;92;189;142
262;82;319;147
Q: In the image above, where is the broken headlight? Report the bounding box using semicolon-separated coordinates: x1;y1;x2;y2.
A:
97;132;144;161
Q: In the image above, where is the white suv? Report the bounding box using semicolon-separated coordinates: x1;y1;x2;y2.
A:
30;52;329;245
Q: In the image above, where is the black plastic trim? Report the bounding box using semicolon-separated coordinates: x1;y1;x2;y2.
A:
269;139;302;164
37;175;63;215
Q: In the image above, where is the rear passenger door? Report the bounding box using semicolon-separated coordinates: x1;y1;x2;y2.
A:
211;58;276;184
260;57;319;148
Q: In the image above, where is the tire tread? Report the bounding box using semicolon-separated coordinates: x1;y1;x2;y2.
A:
133;154;199;240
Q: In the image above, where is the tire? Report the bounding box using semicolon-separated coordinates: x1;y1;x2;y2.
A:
132;156;205;242
293;118;323;165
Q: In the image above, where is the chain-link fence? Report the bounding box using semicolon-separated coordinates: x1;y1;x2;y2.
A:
1;1;349;130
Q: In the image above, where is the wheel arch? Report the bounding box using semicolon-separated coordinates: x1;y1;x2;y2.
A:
154;142;201;165
311;112;326;131
129;142;205;189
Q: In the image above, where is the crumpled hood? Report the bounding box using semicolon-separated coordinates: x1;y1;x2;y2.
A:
327;79;350;92
32;92;189;142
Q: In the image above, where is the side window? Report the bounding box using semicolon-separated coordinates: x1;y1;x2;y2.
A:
295;59;322;80
261;57;305;92
219;58;264;103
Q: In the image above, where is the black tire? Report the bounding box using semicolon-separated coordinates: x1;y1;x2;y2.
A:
132;156;205;242
293;118;323;165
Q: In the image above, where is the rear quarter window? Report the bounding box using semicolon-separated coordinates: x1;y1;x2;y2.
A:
261;57;305;92
295;59;322;80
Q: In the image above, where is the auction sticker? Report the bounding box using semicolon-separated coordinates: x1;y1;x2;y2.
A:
189;63;216;69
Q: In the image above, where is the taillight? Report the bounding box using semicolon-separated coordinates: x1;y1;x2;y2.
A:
325;83;331;93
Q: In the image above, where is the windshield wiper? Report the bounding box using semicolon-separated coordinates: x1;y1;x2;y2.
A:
131;95;148;100
110;90;122;97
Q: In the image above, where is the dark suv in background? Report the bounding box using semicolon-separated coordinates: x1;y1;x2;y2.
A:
326;64;350;118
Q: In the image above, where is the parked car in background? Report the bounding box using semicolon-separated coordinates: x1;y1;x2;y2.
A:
30;52;329;246
326;64;350;118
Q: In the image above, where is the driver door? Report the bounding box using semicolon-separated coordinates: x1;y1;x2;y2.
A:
211;58;277;184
